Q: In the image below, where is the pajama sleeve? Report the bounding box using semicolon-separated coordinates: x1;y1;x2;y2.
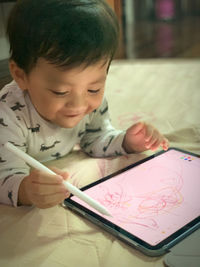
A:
0;101;30;207
80;98;127;157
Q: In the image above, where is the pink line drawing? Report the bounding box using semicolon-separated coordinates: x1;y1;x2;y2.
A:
98;183;133;210
95;161;184;230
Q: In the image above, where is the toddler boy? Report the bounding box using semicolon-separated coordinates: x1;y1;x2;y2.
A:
0;0;169;208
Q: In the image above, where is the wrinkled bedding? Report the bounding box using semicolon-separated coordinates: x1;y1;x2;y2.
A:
0;59;199;267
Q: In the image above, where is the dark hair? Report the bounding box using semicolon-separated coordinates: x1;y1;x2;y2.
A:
7;0;119;73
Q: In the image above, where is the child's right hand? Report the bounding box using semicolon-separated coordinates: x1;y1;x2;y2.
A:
18;167;70;209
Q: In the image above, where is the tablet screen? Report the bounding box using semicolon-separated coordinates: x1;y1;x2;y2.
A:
70;149;200;246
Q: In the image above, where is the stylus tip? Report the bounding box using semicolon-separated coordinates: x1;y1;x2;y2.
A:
104;211;112;217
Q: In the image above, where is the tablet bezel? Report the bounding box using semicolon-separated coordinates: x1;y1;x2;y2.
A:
64;147;200;256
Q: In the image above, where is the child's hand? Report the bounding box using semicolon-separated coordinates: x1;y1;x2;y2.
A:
18;167;70;209
122;122;169;153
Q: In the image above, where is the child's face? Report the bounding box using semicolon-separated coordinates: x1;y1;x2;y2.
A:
22;58;108;128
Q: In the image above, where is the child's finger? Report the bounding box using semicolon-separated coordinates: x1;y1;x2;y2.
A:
62;172;69;180
128;122;145;135
34;191;69;209
150;137;169;151
144;125;154;142
145;129;160;148
31;183;67;195
161;138;169;150
50;167;69;180
30;170;63;184
149;139;161;151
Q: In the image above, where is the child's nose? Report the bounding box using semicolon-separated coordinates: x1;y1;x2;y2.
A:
66;93;86;110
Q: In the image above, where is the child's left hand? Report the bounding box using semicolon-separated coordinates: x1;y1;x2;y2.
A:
122;122;169;153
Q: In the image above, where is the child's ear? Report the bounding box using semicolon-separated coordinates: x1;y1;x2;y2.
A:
9;60;28;91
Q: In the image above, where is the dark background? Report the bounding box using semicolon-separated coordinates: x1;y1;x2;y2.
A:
0;0;200;89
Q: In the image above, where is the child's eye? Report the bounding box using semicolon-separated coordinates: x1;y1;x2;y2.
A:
88;89;101;94
51;90;69;96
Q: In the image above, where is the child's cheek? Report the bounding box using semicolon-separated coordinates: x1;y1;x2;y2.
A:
91;98;103;112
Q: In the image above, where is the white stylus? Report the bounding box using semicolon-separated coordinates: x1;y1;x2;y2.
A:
5;142;111;216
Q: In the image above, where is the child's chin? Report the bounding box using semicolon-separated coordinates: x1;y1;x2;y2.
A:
54;118;82;128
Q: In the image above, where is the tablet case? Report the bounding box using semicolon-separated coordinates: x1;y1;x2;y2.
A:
164;228;200;267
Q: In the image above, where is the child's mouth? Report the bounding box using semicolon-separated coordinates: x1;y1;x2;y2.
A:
64;113;82;118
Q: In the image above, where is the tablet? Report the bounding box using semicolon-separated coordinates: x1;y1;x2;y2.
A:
64;148;200;256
